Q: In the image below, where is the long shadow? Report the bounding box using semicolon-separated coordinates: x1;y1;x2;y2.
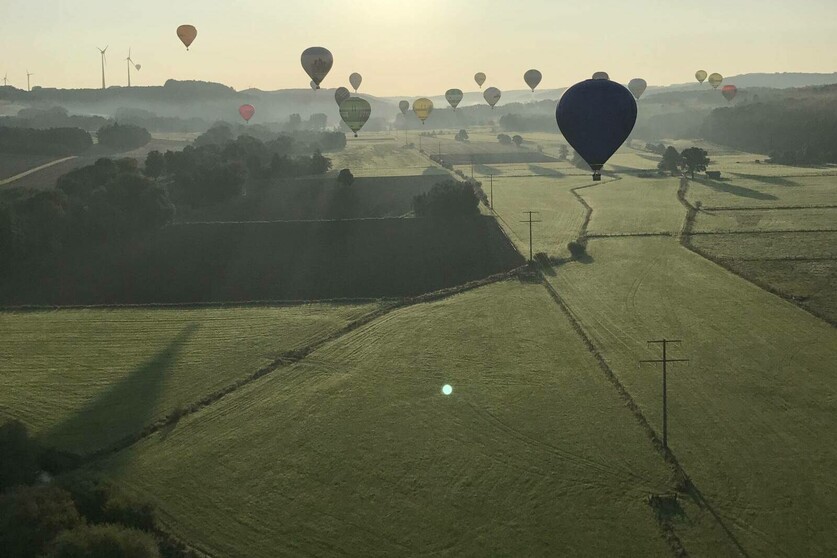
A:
474;163;502;175
693;178;779;201
422;166;449;176
527;164;565;178
43;323;200;457
729;173;800;187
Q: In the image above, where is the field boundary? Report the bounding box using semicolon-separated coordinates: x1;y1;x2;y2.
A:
688;228;837;235
702;204;837;212
84;266;528;463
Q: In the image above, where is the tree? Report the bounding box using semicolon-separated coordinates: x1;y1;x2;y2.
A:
412;180;480;218
657;146;682;174
0;420;39;490
455;129;469;142
681;147;710;179
310;150;332;174
337;168;354;187
287;113;302;132
496;133;512;145
0;485;82;558
558;144;569;161
144;151;166;178
46;524;160;558
308;113;328;130
512;135;523;147
97;123;151;150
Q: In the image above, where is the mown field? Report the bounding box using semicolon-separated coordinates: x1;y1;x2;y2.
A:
546;237;837;557
0;217;523;305
328;136;449;177
583;175;684;236
0;303;380;455
99;281;727;557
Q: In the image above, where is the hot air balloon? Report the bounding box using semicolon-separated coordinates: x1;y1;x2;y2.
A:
335;87;350;106
135;64;142;71
176;25;197;50
445;88;464;110
556;79;637;181
413;98;433;124
721;84;737;102
474;72;486;89
708;73;723;89
628;78;647;100
399;100;410;115
239;104;255;122
349;72;362;92
484;87;501;109
339;97;371;137
301;47;333;89
695;70;708;84
524;69;542;92
592;71;609;80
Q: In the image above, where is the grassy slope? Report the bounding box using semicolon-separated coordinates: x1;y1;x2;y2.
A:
583;176;684;236
546;237;837;557
102;281;682;557
0;303;379;454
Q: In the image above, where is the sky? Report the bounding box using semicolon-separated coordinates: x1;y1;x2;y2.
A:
2;0;837;96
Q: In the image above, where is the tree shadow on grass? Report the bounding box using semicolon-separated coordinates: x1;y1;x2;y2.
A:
527;164;565;178
422;166;449;176
693;178;779;201
43;323;200;457
474;163;502;176
729;173;800;187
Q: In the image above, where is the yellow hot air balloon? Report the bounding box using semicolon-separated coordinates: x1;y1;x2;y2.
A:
176;25;197;50
708;73;723;89
413;98;433;124
695;70;708;84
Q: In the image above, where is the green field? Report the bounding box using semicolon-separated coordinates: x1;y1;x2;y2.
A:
546;237;837;557
693;207;837;233
0;153;58;179
583;176;684;236
0;304;380;455
328;136;449;177
99;281;699;557
689;231;837;259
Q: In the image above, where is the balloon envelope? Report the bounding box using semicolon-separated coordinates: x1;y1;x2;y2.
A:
484;87;501;108
628;78;647;100
135;64;142;71
399;100;410;115
445;88;464;109
592;71;609;80
339;97;372;137
695;70;708;84
239;104;255;122
176;25;197;49
413;98;433;123
708;73;723;89
556;79;637;179
721;84;737;102
474;72;486;88
335;87;351;106
524;69;542;92
301;47;333;88
349;72;362;92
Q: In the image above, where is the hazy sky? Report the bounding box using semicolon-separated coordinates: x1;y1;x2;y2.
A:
2;0;837;96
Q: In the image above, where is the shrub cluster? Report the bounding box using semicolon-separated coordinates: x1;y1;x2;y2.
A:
0;126;92;155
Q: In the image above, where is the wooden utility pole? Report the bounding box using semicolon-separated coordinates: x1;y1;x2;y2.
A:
520;211;541;262
489;174;494;209
640;339;689;451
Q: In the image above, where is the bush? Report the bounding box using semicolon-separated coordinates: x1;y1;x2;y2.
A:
46;524;160;558
496;133;512;145
0;485;82;558
0;420;39;490
97;123;151;150
567;240;587;259
337;168;354;187
0;126;92;155
412;180;480;218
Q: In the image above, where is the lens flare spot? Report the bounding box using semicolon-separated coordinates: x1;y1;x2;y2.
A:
442;384;453;396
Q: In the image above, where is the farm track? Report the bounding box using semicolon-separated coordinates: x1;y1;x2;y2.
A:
0;156;78;186
84;266;528;464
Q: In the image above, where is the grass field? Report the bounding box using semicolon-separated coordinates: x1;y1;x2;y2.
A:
328;137;449;177
99;281;699;557
546;237;837;557
693;207;837;233
0;303;380;455
0;153;59;179
583;176;684;236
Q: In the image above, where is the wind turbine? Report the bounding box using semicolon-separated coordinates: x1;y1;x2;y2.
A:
126;47;141;87
2;73;7;87
97;45;108;89
26;70;33;91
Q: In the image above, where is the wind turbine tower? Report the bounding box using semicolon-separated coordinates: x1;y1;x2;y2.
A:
26;70;34;91
97;46;108;89
126;48;141;87
2;73;7;87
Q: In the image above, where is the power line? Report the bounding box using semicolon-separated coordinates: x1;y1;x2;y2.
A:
520;211;541;262
640;339;689;452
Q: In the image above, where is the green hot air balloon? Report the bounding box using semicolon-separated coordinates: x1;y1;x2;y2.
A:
301;47;333;89
399;100;410;115
339;97;371;137
484;87;501;108
524;69;542;92
628;78;647;100
445;88;464;110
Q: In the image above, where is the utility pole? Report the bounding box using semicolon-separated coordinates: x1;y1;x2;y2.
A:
520;211;541;262
489;174;494;209
470;157;474;179
640;339;689;452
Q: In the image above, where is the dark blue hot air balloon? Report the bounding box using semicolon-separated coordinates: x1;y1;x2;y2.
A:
556;79;637;181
